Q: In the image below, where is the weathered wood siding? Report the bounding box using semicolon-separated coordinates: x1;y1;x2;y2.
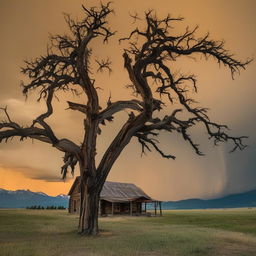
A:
100;200;142;215
69;195;143;215
69;184;80;213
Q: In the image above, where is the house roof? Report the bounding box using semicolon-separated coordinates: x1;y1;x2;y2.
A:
68;177;155;202
101;181;152;202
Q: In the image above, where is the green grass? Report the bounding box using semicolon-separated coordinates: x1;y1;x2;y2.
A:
143;209;256;235
0;209;256;256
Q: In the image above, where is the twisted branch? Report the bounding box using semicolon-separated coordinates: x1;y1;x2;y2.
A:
119;10;251;156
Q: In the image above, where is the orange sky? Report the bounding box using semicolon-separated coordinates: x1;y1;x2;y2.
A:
0;167;73;195
0;0;255;200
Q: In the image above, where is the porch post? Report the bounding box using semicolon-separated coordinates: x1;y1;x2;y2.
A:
99;200;101;216
154;201;157;216
68;199;71;213
112;202;114;215
130;201;132;216
159;201;162;217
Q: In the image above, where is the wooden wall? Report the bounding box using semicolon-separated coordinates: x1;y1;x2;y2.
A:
69;184;80;213
69;195;142;215
100;200;142;215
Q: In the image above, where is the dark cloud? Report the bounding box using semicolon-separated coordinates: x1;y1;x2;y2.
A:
223;142;256;195
0;163;73;183
30;175;73;183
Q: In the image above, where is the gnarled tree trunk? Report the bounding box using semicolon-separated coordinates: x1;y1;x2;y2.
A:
78;176;101;235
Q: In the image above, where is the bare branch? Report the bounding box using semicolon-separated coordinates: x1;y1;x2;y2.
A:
135;132;176;159
67;101;88;114
98;100;143;122
31;89;58;143
0;106;12;123
129;12;141;23
118;10;251;154
0;126;51;144
95;58;112;73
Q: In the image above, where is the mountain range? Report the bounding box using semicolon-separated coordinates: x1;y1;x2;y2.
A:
0;188;256;209
0;189;69;208
159;189;256;210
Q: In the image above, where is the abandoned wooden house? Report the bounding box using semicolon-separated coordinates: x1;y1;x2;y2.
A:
68;176;162;216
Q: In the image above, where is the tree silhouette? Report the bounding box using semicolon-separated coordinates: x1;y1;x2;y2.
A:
0;2;251;235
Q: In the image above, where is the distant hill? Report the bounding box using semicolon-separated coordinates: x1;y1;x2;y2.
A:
0;189;69;208
160;189;256;210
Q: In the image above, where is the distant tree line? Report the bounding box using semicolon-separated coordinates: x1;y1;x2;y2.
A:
26;205;66;210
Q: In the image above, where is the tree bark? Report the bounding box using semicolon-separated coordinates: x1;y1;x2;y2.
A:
78;176;100;235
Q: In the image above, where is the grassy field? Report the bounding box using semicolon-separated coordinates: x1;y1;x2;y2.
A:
1;209;256;256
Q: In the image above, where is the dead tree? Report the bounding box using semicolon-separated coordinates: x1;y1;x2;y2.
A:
0;3;251;235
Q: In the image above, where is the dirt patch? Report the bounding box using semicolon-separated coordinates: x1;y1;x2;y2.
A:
210;231;256;256
213;241;256;256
